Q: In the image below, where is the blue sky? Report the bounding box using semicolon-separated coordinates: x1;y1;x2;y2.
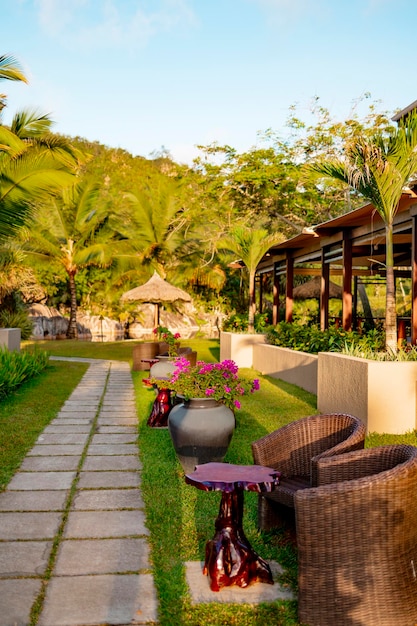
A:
2;0;417;164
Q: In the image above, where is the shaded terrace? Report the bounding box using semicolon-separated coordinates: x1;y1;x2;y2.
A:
256;185;417;343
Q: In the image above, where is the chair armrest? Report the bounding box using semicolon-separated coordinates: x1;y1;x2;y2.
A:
316;444;417;486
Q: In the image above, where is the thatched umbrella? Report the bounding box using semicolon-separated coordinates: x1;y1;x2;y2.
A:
293;276;342;300
121;271;192;327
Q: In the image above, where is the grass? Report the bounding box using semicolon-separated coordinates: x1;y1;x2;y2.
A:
23;337;221;364
0;359;88;490
5;336;417;624
135;363;317;626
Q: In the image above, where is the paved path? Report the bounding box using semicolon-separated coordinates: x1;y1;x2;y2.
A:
0;358;158;626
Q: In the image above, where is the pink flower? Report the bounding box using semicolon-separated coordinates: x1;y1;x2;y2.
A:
174;332;181;339
234;400;241;409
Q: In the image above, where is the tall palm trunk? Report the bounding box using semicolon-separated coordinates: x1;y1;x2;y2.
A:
385;223;397;352
67;272;78;339
248;270;256;333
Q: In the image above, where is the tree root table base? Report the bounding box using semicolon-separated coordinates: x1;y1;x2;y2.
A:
147;387;172;427
185;462;281;592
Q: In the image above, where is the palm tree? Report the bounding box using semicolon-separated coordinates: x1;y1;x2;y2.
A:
0;54;27;114
310;111;417;352
22;179;118;338
0;54;79;240
218;226;284;333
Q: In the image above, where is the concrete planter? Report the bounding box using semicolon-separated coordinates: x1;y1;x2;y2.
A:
220;332;417;434
253;344;318;395
219;331;265;367
0;328;21;352
318;352;417;434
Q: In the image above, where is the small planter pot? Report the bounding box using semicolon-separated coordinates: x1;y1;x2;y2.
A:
149;355;177;381
168;398;236;473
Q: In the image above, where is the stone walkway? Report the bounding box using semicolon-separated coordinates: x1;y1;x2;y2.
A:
0;358;158;626
0;357;294;626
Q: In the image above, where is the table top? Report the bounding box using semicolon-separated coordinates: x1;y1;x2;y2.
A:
185;462;280;493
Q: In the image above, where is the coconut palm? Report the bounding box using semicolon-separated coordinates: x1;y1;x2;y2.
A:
22;179;119;338
0;54;79;240
0;54;27;113
310;111;417;352
219;226;285;332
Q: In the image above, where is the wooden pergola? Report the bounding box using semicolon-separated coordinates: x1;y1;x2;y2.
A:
256;186;417;343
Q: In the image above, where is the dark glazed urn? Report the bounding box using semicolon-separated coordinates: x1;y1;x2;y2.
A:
168;398;236;473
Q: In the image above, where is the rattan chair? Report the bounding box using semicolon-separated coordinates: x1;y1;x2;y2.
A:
295;444;417;626
251;413;366;530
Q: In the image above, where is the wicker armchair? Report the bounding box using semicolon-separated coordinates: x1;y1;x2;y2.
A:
251;413;366;530
296;444;417;626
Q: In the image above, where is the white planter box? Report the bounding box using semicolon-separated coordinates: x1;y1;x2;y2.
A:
253;344;318;395
220;331;265;368
220;332;417;434
318;352;417;434
0;328;21;352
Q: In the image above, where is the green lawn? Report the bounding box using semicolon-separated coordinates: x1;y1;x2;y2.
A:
5;337;417;625
24;337;220;364
0;359;88;490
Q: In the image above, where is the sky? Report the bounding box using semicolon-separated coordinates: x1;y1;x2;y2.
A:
2;0;417;165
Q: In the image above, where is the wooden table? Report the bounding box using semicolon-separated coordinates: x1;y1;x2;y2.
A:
142;359;173;428
185;462;281;591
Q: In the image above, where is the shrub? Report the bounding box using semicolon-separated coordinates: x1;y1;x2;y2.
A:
265;322;386;355
0;309;34;340
0;348;49;400
222;311;272;333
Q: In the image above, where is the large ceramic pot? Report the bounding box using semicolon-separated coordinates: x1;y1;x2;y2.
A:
168;398;236;473
149;355;177;381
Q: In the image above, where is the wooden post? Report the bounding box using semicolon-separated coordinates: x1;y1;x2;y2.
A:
342;234;353;331
285;255;294;323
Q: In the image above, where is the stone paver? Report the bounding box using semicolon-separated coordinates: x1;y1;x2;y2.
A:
0;512;62;540
7;471;76;490
54;538;150;574
82;455;141;471
38;574;157;626
64;510;148;538
86;443;137;455
0;541;53;576
91;433;138;443
72;488;144;510
36;433;90;445
0;579;42;626
185;561;295;604
96;425;137;433
0;490;67;511
78;470;140;489
19;456;80;471
42;424;91;433
28;444;85;456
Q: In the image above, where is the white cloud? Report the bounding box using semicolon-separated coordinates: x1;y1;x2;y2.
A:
34;0;198;50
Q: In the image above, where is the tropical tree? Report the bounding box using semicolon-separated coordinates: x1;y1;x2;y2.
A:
310;110;417;353
0;54;27;113
0;54;80;242
218;226;285;332
21;179;119;338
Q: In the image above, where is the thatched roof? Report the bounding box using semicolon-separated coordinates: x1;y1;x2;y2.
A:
121;271;192;304
293;276;342;300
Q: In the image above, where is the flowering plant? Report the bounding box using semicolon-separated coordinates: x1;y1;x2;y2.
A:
153;325;181;357
164;357;260;410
